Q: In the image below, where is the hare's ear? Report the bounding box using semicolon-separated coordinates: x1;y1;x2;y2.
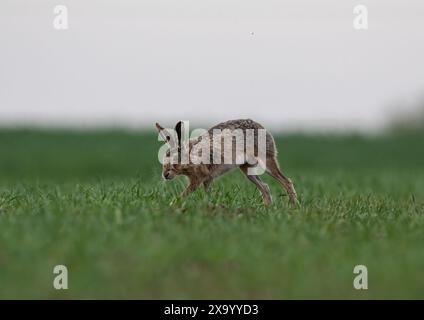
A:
175;121;183;147
155;122;171;143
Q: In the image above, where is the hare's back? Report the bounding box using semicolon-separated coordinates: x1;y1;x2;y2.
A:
205;119;277;157
208;119;265;132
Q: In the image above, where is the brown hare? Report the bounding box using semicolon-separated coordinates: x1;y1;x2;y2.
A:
155;119;298;207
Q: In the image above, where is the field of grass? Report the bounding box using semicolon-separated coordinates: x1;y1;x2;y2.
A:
0;129;423;299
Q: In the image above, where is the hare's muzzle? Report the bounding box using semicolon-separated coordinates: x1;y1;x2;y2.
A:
163;171;174;180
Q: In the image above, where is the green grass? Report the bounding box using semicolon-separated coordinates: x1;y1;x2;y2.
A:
0;129;423;299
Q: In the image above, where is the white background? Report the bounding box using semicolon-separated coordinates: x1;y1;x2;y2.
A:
1;0;424;131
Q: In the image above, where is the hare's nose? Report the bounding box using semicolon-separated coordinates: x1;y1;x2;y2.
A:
163;172;170;179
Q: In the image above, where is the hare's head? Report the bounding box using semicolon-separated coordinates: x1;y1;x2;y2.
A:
156;121;185;180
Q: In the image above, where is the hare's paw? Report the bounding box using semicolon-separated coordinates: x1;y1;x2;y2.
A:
169;196;182;207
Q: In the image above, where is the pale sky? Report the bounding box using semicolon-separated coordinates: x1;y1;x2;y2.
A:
1;0;424;131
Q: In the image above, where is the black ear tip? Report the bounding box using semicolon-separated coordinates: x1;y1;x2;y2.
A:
175;121;183;131
175;121;184;145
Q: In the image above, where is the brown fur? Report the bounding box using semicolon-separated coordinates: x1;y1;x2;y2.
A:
156;119;298;207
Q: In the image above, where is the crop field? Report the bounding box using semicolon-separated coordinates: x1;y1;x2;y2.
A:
0;129;423;299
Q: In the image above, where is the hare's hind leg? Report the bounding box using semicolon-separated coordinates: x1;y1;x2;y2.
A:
203;178;213;192
240;165;272;206
265;156;298;208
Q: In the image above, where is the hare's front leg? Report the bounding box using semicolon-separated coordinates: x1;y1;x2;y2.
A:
181;180;201;197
